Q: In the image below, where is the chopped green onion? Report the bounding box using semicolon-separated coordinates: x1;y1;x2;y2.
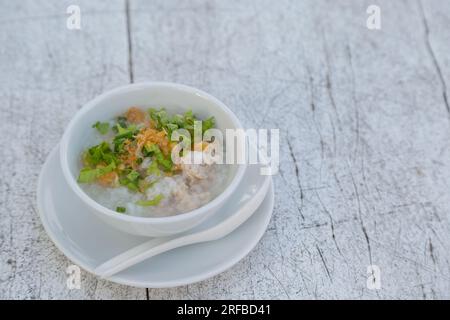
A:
77;168;99;183
143;143;159;156
202;116;215;133
126;170;140;181
77;162;116;183
143;144;173;171
147;108;214;140
92;121;110;135
146;160;161;176
126;182;139;192
116;206;126;213
113;139;124;153
83;142;117;167
136;194;164;206
117;116;128;128
114;123;137;139
138;179;157;192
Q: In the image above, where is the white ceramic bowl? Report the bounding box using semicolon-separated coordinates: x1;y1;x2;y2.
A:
60;82;246;237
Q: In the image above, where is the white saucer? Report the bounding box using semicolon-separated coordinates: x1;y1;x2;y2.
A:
37;146;274;288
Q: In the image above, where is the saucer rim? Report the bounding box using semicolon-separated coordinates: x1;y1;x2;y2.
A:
37;145;274;288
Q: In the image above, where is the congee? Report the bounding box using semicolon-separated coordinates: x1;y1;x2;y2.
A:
77;107;228;217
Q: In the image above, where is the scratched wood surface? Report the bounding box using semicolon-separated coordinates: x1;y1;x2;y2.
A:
1;0;450;299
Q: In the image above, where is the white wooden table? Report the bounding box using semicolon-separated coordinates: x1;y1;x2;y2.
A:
1;0;450;299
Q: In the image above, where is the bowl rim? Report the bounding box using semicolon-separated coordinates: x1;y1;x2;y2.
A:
59;81;247;224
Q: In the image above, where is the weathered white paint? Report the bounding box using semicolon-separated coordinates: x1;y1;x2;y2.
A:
1;0;450;299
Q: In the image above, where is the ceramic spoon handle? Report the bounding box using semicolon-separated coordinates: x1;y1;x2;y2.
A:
94;237;170;277
95;177;271;279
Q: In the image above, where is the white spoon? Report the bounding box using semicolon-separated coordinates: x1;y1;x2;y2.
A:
94;174;272;279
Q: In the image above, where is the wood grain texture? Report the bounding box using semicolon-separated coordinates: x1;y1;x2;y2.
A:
1;0;450;299
0;0;144;299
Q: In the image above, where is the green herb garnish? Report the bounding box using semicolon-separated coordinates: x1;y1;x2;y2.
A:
126;170;140;181
78;107;216;213
143;144;172;171
83;142;117;167
117;116;128;128
92;121;110;135
114;123;137;139
119;172;140;192
77;162;116;183
202;116;215;133
136;194;164;206
146;160;161;176
148;108;215;139
126;182;139;192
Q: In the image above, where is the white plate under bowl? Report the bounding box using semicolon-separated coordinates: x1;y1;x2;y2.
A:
37;146;274;288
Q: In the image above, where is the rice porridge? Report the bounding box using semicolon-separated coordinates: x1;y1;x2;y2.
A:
77;107;229;217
